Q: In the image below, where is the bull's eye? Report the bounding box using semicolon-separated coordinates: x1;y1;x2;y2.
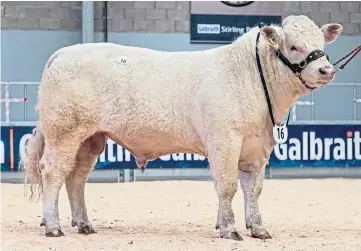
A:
290;46;297;51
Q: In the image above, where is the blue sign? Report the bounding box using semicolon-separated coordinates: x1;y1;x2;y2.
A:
271;124;361;168
190;14;282;44
1;125;360;172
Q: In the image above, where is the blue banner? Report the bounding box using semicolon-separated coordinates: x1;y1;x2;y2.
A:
1;125;360;172
271;125;361;168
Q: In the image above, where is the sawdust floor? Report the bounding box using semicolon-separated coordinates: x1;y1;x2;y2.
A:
1;179;360;251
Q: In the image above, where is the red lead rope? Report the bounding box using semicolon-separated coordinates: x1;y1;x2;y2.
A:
332;45;361;72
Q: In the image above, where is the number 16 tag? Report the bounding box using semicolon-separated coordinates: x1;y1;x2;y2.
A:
272;124;288;144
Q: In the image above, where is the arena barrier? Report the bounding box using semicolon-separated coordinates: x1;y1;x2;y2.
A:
1;124;360;172
292;101;314;121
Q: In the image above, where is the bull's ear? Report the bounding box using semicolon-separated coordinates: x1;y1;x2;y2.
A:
321;23;343;44
260;26;281;49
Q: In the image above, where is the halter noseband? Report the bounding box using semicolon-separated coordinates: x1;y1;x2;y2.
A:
275;48;329;90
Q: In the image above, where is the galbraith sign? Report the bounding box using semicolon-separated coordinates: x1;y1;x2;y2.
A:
271;125;361;167
190;14;282;44
1;125;360;171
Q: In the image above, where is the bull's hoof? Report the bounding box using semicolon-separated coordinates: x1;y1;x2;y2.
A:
45;228;65;237
220;231;243;241
251;229;272;239
78;224;96;235
72;220;96;235
231;231;243;241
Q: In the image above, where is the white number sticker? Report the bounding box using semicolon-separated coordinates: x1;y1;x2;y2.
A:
272;124;288;144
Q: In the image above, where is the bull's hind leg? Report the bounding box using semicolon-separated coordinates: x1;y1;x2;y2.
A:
65;133;105;235
238;166;271;239
207;130;244;241
40;136;82;237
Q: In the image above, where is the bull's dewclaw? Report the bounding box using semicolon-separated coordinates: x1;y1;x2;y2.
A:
20;15;342;239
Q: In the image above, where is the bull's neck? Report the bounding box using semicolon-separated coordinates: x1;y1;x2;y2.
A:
257;35;301;125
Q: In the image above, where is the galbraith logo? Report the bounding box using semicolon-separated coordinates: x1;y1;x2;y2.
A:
274;131;361;161
197;24;220;34
197;24;251;35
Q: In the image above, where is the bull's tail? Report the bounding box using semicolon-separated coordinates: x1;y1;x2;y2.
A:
19;125;45;202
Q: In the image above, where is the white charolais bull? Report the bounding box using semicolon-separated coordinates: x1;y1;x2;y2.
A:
20;15;342;240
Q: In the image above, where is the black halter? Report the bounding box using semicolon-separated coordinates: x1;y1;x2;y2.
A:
276;49;329;90
277;49;329;74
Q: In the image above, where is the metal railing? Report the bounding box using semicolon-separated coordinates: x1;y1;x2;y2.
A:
1;82;39;126
1;81;361;126
293;82;361;124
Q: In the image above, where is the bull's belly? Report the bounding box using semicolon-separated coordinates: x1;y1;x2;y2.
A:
103;129;206;161
98;95;205;159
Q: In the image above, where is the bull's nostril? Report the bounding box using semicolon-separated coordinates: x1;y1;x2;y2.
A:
319;68;327;75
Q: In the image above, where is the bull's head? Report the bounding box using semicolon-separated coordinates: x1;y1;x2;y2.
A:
259;15;343;93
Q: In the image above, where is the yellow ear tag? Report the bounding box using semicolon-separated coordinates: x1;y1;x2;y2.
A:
268;37;276;46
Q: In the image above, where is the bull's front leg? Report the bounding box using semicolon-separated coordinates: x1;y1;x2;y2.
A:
238;164;271;239
207;129;244;241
